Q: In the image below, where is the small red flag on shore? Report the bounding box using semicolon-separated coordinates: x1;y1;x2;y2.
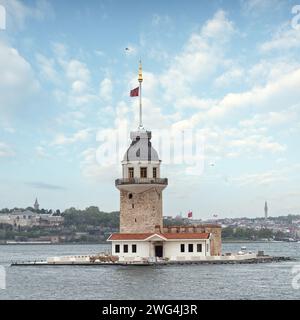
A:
130;87;139;97
188;211;193;218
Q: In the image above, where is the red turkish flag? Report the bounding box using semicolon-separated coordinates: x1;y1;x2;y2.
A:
188;211;193;218
130;87;139;97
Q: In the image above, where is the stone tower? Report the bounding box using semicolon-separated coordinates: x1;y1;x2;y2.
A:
115;61;168;233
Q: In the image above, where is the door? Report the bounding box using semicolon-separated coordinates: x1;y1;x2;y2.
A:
155;245;163;258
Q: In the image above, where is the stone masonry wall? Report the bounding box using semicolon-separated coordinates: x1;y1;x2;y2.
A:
120;188;163;233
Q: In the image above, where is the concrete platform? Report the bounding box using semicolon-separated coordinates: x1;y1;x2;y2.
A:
10;255;295;267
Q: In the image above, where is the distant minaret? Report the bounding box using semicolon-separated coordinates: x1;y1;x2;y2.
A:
34;198;39;211
264;201;268;219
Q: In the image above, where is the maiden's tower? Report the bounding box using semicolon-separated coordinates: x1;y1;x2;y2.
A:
108;62;221;262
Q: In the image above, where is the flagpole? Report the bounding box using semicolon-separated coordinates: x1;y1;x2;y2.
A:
139;80;142;128
138;60;143;130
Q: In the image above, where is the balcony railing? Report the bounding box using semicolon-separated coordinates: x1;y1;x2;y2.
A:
115;178;168;186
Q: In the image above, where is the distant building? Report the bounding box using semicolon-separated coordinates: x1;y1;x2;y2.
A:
264;201;268;219
34;198;39;211
0;209;64;228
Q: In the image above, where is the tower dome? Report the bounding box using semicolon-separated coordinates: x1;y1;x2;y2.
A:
123;130;159;162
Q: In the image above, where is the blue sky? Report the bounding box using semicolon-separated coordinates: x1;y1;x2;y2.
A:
0;0;300;219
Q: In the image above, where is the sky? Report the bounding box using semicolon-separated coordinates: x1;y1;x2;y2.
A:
0;0;300;219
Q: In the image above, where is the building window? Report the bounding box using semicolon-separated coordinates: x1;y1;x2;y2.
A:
123;244;128;253
180;244;185;252
197;244;202;252
132;244;137;253
188;244;193;252
132;204;134;209
128;168;134;178
128;193;133;199
153;167;157;178
115;244;120;253
140;167;147;178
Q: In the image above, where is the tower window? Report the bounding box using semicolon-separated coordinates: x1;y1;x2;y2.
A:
136;148;140;157
132;204;134;209
180;244;185;252
140;167;147;178
132;244;137;253
115;244;120;253
197;244;202;252
123;244;128;253
188;244;193;252
128;168;134;178
128;193;133;199
153;167;157;178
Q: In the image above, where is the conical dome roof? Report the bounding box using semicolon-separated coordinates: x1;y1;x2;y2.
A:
123;130;159;162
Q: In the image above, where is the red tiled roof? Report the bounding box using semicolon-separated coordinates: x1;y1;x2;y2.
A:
108;232;210;241
108;233;153;240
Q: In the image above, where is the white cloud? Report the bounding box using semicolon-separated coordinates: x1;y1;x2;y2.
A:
229;135;286;154
214;67;244;87
65;59;90;83
239;108;298;128
260;25;300;52
53;57;98;107
36;53;60;84
232;169;288;186
160;10;236;102
152;14;171;27
52;129;91;146
51;42;67;59
35;146;50;158
201;10;235;42
178;67;300;128
0;0;54;29
0;142;14;158
175;97;217;110
56;111;86;128
241;0;283;15
71;80;88;94
0;41;39;110
99;78;112;101
80;147;120;182
247;59;300;86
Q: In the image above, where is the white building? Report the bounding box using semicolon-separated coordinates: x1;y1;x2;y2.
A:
108;232;211;262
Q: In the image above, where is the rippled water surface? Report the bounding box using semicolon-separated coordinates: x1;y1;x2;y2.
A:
0;242;300;299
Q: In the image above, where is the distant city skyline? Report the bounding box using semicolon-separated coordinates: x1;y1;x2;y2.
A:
0;0;300;219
